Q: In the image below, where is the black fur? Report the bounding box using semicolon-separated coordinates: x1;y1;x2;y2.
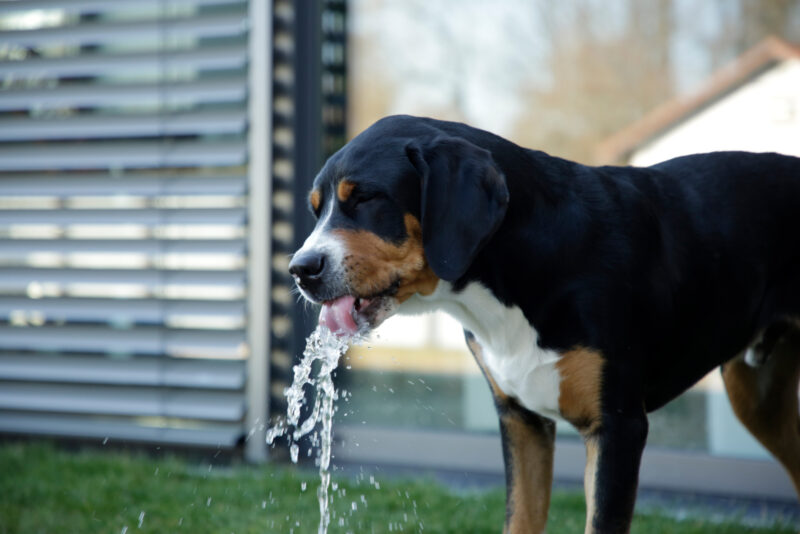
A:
406;136;509;281
316;114;800;410
306;114;800;531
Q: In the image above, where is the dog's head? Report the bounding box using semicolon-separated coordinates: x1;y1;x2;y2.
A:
288;116;509;335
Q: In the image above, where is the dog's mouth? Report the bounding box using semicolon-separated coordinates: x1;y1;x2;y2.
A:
318;283;399;337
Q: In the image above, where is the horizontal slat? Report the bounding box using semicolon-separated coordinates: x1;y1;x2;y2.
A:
0;239;243;253
0;45;247;78
0;325;246;358
0;297;246;328
0;243;245;271
0;0;246;14
2;12;247;47
0;268;245;298
0;208;245;226
0;139;246;170
0;412;242;448
0;382;244;420
0;174;246;197
0;354;245;389
0;78;247;112
0;110;247;141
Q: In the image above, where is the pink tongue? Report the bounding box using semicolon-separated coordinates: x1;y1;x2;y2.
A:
319;295;359;336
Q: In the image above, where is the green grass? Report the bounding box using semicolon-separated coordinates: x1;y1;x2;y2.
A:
0;441;794;533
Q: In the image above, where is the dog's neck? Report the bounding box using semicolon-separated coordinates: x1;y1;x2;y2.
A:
408;281;533;354
451;151;594;351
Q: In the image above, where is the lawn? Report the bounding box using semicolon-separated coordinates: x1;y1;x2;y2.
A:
0;441;795;534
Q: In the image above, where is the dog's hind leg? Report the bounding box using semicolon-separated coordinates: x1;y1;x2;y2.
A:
721;325;800;499
465;331;555;534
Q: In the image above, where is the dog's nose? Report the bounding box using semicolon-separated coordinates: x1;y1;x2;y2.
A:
288;251;326;286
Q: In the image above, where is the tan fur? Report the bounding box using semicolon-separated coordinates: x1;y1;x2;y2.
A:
337;179;356;202
309;189;321;212
501;411;555;534
333;214;438;302
583;437;600;534
556;348;605;434
722;329;800;498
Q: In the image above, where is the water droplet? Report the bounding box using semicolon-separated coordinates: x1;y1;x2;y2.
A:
262;325;361;533
102;437;109;445
137;511;145;528
300;481;307;492
206;497;212;507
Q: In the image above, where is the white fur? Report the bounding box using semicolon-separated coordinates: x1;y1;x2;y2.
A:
401;281;564;420
294;198;346;302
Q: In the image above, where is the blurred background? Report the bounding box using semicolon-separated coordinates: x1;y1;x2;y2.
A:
0;0;799;502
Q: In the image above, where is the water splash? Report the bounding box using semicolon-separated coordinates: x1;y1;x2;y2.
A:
266;325;361;534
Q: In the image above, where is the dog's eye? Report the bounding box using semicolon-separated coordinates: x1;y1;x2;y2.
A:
351;193;380;208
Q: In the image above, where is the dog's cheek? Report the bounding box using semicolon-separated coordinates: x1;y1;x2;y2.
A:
333;214;438;299
334;229;406;295
395;260;438;302
394;215;439;302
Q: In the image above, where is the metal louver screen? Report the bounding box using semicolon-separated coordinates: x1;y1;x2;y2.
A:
0;0;253;447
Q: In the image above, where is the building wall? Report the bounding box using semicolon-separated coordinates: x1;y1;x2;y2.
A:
631;59;800;166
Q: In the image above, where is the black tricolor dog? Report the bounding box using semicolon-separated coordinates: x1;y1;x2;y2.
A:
289;115;800;533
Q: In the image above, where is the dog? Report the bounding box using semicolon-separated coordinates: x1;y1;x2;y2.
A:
288;115;800;533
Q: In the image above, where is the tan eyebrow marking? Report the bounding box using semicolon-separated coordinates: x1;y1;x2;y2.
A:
337;179;356;202
309;189;321;212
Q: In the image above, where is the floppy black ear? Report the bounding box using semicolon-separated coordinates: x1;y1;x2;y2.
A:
405;136;509;282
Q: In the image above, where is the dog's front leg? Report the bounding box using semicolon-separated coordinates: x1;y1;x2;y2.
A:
580;411;648;534
557;351;648;534
465;331;555;533
498;401;556;534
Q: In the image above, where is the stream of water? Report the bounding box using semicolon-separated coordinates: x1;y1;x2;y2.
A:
266;325;360;534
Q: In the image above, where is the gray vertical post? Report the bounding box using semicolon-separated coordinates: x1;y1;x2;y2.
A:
289;0;323;376
245;0;273;463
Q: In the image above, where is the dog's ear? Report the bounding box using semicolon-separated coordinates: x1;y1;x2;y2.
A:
405;136;509;282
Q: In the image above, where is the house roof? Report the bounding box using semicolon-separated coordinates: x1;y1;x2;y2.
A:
595;36;800;164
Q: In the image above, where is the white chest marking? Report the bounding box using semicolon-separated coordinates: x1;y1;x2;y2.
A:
401;281;563;419
293;198;347;301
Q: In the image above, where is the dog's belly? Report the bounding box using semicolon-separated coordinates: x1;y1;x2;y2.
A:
404;281;564;419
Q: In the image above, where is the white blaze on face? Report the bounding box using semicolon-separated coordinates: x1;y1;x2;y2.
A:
293;197;347;303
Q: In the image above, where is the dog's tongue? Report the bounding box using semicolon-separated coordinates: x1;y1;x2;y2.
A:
319;295;359;336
